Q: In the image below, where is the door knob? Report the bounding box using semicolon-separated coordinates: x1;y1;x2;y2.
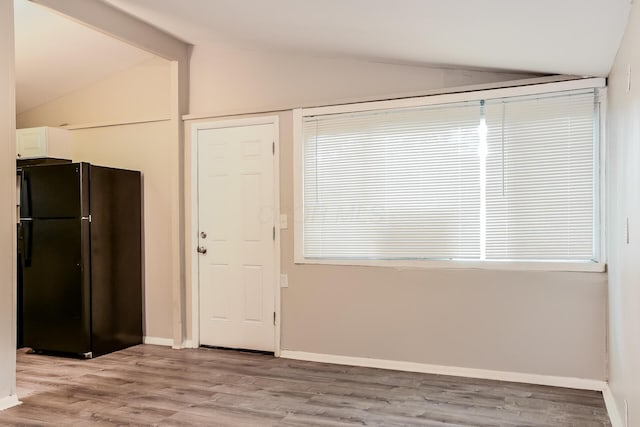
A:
197;246;207;254
200;231;207;239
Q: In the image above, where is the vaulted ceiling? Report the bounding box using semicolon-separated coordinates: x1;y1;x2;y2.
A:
103;0;631;76
14;0;152;114
15;0;632;114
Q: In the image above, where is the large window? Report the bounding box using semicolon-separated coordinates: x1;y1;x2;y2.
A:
295;80;604;270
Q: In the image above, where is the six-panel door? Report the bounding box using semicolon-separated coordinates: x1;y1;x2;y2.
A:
197;123;276;352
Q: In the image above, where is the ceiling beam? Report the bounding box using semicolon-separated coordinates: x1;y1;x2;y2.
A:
29;0;190;62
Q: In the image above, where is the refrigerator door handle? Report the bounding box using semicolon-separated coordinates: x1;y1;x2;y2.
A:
17;222;23;256
23;220;33;267
21;172;32;219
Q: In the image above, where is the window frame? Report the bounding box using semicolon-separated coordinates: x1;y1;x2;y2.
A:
293;78;607;272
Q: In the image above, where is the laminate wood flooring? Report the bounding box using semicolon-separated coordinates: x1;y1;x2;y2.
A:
0;345;610;426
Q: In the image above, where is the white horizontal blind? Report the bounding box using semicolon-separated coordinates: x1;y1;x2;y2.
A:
303;103;481;259
485;91;596;260
301;89;599;263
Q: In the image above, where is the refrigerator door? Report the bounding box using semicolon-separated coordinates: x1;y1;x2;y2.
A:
89;165;143;355
21;218;91;354
17;223;23;349
20;163;89;219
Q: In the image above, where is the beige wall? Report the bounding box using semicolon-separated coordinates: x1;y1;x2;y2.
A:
17;57;175;340
17;56;170;128
189;44;539;115
280;102;604;379
607;1;640;422
0;0;17;406
16;39;610;380
185;46;607;379
187;109;607;380
71;122;174;339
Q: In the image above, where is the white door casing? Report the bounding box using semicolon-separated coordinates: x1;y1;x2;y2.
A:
195;120;278;352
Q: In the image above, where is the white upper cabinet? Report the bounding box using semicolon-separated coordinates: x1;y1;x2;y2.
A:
16;127;72;160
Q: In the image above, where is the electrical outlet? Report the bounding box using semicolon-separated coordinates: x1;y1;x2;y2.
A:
280;273;289;288
280;214;288;229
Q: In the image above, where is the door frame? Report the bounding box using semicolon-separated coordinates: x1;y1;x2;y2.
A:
188;115;281;355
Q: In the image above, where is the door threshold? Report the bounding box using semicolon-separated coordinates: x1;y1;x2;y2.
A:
199;345;274;356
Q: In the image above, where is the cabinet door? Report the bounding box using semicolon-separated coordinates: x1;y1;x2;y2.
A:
17;128;47;159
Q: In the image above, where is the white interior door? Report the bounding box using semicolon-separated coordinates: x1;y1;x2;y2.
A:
197;123;276;352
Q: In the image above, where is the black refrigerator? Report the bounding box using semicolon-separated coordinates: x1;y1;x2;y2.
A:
18;162;143;358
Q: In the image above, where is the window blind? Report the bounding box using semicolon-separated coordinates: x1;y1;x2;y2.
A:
303;103;482;259
485;91;597;261
301;89;599;262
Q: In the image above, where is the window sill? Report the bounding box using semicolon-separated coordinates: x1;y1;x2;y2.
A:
294;258;606;273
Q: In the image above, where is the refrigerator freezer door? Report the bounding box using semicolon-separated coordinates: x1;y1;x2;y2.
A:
22;218;91;354
20;163;89;219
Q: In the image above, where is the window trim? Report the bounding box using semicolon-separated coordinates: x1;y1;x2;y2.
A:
293;78;607;273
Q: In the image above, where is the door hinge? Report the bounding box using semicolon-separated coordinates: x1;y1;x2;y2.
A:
273;226;276;241
273;311;276;325
272;141;275;155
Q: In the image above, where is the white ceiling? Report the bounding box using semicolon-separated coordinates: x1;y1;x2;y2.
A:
14;0;153;113
102;0;631;77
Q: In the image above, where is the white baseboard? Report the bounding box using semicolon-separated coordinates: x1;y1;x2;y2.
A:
280;350;607;391
0;395;21;411
603;385;625;427
143;337;197;349
143;336;174;347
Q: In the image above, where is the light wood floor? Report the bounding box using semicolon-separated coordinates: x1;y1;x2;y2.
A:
0;345;610;426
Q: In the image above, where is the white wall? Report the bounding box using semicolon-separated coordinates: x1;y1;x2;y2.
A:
0;0;18;410
607;1;640;423
17;57;175;341
186;46;607;380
